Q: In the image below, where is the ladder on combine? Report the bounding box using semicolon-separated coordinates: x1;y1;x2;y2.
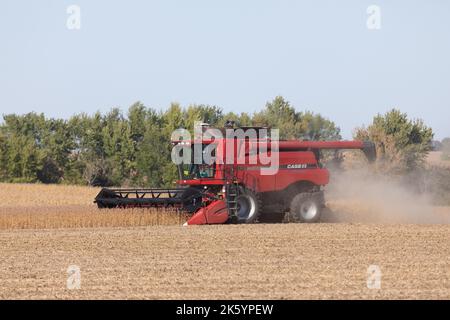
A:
224;165;240;223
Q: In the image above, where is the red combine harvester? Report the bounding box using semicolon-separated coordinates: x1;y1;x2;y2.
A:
95;125;375;225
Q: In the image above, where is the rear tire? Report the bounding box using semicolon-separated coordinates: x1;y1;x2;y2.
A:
236;187;261;223
289;193;322;223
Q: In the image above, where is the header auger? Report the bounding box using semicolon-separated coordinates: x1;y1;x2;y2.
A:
95;124;375;225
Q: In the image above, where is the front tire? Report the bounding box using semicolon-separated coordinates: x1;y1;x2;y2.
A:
236;188;261;223
289;192;323;223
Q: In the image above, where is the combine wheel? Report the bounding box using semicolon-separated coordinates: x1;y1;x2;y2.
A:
289;192;323;223
236;187;261;224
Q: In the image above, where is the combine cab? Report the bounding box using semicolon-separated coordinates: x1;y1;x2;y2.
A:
95;125;375;225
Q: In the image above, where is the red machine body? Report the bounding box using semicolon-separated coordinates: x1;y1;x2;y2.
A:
177;137;375;225
186;200;229;226
177;139;369;189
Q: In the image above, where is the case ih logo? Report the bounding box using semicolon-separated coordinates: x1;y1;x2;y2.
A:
286;164;308;169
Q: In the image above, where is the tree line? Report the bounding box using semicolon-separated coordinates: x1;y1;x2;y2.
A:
3;96;447;202
0;96;344;187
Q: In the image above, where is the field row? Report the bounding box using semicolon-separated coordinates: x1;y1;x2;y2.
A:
1;223;449;299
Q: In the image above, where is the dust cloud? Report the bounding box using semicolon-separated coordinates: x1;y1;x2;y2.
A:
324;169;450;224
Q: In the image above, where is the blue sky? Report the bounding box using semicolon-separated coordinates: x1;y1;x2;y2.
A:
1;0;449;139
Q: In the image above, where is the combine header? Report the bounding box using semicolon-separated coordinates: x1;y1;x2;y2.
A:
95;124;375;225
95;188;185;209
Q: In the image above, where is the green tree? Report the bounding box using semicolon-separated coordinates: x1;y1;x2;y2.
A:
135;114;170;187
5;134;43;183
128;102;147;144
355;109;433;173
38;118;74;183
297;111;341;141
77;112;111;186
0;129;9;180
253;96;341;140
163;103;184;133
1;113;51;182
218;112;252;127
184;104;223;131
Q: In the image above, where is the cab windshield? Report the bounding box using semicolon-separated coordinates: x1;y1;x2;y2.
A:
177;144;216;179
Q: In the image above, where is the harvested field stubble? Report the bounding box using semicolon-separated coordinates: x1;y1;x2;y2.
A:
0;223;449;299
0;183;449;299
